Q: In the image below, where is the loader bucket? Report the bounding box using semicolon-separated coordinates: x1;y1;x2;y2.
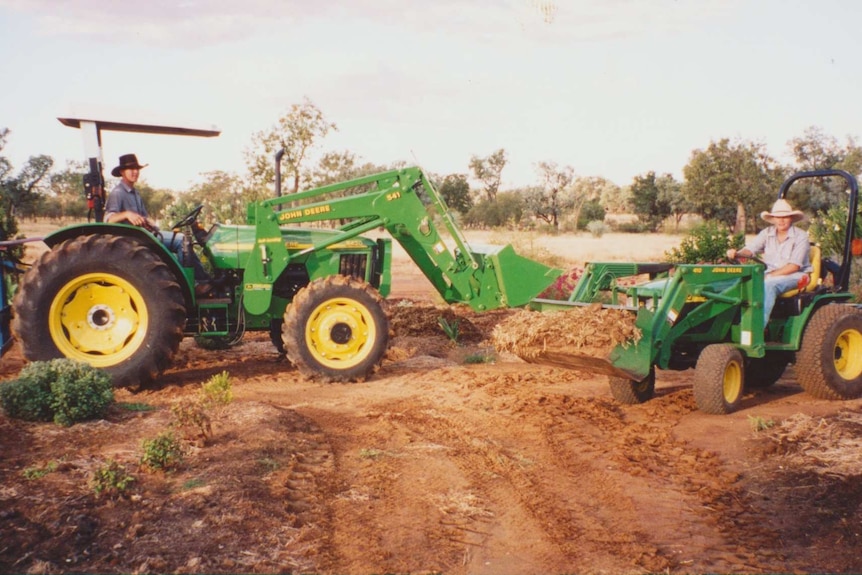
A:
514;305;654;381
474;243;562;309
495;302;655;381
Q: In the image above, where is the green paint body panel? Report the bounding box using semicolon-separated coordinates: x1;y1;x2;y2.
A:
42;167;559;343
532;259;857;381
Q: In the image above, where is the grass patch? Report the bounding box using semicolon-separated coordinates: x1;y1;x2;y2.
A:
748;415;776;432
117;402;156;412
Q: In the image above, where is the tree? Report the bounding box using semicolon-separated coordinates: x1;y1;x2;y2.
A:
599;180;628;214
0;128;53;238
47;160;88;220
468;149;507;202
570;176;614;230
245;99;337;195
656;174;688;231
787;126;862;213
522;162;575;230
682;138;783;233
630;171;670;232
436;173;472;215
172;171;249;225
464;191;524;229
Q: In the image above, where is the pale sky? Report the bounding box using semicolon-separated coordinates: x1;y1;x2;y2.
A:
1;0;861;192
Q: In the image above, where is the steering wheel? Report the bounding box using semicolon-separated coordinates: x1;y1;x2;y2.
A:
171;204;204;230
728;254;766;266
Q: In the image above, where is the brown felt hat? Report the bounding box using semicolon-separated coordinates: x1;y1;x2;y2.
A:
111;153;148;177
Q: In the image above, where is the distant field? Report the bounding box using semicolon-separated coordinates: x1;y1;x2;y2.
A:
19;219;684;267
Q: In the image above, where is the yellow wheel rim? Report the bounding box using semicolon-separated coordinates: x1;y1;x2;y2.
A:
304;296;377;369
49;273;148;367
723;359;743;403
834;328;862;380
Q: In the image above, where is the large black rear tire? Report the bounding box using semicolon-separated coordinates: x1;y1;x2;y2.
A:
283;276;389;382
796;305;862;400
12;235;186;387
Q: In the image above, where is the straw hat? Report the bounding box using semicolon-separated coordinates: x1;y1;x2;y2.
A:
760;198;805;224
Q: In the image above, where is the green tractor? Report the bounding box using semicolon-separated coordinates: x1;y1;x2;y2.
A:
12;116;559;387
529;169;862;414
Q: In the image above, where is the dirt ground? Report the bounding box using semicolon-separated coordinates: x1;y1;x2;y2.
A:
2;241;862;574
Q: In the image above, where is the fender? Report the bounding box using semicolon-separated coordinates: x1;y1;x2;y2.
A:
43;223;195;304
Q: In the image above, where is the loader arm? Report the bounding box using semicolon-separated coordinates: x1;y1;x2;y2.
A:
243;167;561;314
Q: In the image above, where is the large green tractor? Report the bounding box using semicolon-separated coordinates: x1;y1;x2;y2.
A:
11;116;559;387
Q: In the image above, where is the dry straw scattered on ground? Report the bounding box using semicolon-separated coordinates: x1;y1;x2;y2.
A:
765;411;862;478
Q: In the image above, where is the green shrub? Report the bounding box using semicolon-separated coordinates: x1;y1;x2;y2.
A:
438;317;460;343
92;459;135;497
200;371;232;408
578;200;606;230
49;360;114;426
0;359;113;425
141;431;184;472
665;221;744;264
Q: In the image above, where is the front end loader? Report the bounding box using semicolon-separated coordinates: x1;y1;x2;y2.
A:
527;170;862;414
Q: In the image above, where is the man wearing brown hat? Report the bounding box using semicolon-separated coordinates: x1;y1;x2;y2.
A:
105;153;212;296
726;198;812;325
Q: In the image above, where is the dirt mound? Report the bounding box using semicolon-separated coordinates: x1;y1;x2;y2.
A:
387;300;515;343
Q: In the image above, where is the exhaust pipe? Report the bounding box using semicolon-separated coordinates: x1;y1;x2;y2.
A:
274;148;285;198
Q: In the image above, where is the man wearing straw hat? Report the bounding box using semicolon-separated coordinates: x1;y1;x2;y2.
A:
726;198;812;325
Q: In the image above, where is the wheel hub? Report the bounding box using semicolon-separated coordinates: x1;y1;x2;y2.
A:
330;322;353;345
87;304;116;330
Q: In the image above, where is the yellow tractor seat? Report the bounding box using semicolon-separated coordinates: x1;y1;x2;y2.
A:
780;244;821;298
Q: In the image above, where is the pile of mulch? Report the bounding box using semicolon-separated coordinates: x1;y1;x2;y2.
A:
764;411;862;478
491;304;641;369
492;304;641;358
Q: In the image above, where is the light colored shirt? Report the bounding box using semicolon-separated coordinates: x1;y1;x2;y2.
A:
105;181;148;221
745;225;812;274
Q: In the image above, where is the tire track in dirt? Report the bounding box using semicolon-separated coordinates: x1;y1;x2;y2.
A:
302;363;789;574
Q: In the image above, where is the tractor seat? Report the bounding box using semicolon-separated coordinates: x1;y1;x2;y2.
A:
780;244;821;299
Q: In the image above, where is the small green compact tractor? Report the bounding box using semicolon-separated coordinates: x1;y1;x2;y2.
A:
530;169;862;414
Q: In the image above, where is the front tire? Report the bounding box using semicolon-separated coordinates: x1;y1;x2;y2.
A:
12;235;186;387
283;276;389;382
609;368;655;405
796;305;862;400
693;344;745;414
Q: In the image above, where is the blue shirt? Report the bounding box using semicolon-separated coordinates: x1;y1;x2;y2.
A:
745;225;812;274
105;181;148;221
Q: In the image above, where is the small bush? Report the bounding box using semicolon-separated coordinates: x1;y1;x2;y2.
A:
200;371;232;408
0;359;113;426
92;459;135;498
438;317;460;343
665;221;744;264
171;400;213;444
141;431;184;472
586;220;608;238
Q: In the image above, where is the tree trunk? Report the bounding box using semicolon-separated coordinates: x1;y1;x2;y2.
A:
734;201;746;235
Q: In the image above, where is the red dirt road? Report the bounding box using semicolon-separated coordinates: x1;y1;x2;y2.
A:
1;249;861;574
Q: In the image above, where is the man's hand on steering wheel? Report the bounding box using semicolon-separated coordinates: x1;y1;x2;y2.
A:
725;247;765;266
